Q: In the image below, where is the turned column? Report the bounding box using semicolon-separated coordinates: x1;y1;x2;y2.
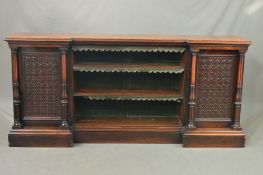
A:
187;50;198;128
11;47;23;129
232;51;245;129
60;48;69;128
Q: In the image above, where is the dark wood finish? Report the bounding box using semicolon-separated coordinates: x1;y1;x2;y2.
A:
5;33;251;147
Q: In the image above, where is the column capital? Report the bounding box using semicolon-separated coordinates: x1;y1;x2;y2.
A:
190;48;200;54
59;47;68;53
11;47;18;53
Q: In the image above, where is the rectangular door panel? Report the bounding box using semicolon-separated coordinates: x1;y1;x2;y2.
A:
20;48;61;120
195;52;236;127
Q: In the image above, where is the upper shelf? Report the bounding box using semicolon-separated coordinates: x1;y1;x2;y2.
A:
72;45;185;53
73;63;184;74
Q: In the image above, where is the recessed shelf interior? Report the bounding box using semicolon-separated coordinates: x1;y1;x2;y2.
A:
72;47;186;128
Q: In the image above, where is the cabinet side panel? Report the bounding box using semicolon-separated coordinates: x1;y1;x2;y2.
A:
195;53;236;127
20;49;61;120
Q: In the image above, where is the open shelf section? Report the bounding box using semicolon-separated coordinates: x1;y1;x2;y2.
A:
74;117;182;131
73;89;183;101
73;63;184;74
72;44;186;144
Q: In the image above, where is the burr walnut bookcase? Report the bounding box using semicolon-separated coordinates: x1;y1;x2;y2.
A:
5;34;251;147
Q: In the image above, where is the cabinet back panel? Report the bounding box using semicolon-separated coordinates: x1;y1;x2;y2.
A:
75;98;180;119
74;72;181;90
74;51;183;65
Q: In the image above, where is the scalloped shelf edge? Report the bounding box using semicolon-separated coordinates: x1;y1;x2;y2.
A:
72;46;185;53
73;67;185;74
81;96;183;102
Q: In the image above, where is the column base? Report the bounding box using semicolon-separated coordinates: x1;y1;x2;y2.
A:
8;126;73;147
183;128;245;148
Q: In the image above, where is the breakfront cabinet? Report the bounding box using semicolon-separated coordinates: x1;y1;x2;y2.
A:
5;34;251;147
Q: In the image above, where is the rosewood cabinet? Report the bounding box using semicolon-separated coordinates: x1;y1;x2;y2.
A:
5;34;251;147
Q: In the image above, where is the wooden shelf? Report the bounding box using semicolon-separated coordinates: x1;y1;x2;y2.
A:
73;63;184;74
73;88;183;101
74;117;182;131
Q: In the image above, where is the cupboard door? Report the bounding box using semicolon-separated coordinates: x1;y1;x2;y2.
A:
195;52;236;127
20;48;61;122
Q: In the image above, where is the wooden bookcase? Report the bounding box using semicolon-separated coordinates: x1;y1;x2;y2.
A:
5;34;251;147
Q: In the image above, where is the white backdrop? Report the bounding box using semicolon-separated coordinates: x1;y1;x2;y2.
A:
0;0;263;175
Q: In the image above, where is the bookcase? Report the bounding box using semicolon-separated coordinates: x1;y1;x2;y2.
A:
5;34;251;147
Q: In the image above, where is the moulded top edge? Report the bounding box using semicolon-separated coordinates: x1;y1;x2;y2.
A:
5;33;251;45
186;35;251;45
5;33;72;42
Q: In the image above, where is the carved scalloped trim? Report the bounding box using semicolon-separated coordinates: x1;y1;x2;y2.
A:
73;46;185;53
73;66;184;74
82;96;183;102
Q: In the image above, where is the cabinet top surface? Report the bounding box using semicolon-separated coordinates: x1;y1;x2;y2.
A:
5;33;251;45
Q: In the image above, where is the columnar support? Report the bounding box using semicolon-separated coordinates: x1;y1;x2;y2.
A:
11;47;23;129
232;51;245;130
187;50;198;129
60;48;69;128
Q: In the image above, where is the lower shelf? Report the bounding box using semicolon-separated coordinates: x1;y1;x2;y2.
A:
73;117;183;143
74;88;183;101
74;117;182;131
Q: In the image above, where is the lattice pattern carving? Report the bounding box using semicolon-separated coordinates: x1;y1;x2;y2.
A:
196;55;235;119
22;52;61;117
